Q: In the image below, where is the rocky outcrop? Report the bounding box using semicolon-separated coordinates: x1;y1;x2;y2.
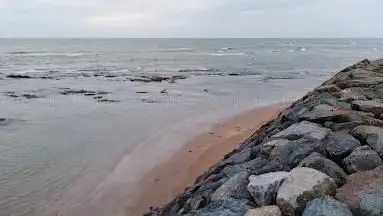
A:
147;59;383;216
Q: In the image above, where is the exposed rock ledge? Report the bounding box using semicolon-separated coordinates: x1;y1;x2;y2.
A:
147;59;383;216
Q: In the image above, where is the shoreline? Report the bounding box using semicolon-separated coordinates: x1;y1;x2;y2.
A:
125;102;289;215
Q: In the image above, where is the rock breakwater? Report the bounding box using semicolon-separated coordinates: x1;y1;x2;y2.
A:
147;59;383;216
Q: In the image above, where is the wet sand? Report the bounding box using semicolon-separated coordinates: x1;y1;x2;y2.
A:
125;102;289;215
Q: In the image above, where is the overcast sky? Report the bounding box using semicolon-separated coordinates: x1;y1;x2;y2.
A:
1;0;382;38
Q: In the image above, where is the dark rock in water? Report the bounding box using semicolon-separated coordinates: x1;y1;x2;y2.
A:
128;75;187;83
5;91;44;99
358;191;383;216
324;131;361;162
298;152;347;186
276;167;337;216
160;89;168;94
59;88;109;96
336;166;383;213
302;196;353;216
342;146;382;174
270;138;325;169
228;73;241;76
6;74;33;79
97;99;121;103
22;94;40;99
351;125;383;157
93;96;103;99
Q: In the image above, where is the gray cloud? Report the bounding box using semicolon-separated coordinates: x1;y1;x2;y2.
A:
1;0;383;38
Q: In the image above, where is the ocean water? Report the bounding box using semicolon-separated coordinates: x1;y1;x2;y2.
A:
0;38;382;216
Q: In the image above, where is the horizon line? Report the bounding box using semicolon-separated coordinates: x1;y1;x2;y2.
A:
1;37;383;40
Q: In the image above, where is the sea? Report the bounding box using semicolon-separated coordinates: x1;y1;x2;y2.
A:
0;38;382;216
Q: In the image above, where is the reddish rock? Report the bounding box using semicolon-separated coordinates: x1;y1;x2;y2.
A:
336;165;383;212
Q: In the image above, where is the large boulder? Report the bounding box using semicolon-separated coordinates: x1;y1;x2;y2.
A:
245;206;282;216
351;125;383;157
300;104;349;123
270;138;325;169
336;165;383;213
324;131;361;162
352;99;383;116
276;167;337;216
298;152;347;186
342;146;383;174
247;172;290;206
358;191;383;216
210;171;251;201
302;196;353;216
271;121;331;140
339;87;368;102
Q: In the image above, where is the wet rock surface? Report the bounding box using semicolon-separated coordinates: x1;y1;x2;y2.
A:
147;59;383;216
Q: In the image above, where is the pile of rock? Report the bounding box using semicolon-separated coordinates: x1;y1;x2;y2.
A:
147;59;383;216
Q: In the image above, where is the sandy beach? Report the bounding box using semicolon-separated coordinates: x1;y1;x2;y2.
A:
125;102;289;215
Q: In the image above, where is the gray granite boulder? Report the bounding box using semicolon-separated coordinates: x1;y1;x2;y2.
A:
342;146;383;174
245;206;282;216
324;131;361;162
302;196;353;216
271;121;331;140
261;139;290;156
298;152;347;186
301;104;349;123
276;167;337;216
339;87;368;102
184;198;253;216
247;172;290;206
270;138;325;169
211;171;251;201
352;125;383;157
221;157;269;178
358;191;383;216
352;99;383;116
223;148;253;165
